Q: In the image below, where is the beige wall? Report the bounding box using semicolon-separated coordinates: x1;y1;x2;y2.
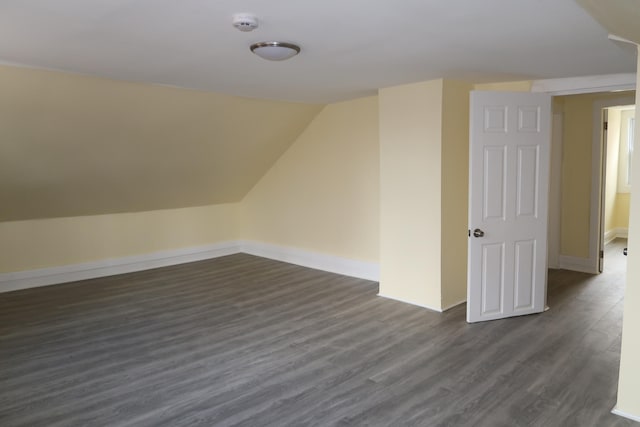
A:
379;79;445;309
379;79;472;310
616;50;640;418
613;193;630;230
0;203;238;273
441;80;472;308
612;109;635;231
0;65;321;221
560;94;599;257
605;108;633;234
1;95;380;276
240;96;380;263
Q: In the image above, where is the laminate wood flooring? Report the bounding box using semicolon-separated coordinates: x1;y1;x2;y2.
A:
0;239;636;426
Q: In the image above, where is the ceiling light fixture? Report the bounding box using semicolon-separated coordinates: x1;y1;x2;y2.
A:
250;42;301;61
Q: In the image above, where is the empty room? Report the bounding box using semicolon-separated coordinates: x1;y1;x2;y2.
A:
1;1;640;426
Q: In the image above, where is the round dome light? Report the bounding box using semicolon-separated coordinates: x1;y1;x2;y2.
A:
250;42;301;61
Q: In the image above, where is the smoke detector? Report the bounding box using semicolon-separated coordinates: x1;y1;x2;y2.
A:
232;14;259;32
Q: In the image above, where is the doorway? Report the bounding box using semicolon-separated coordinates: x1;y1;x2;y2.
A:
601;105;635;271
546;92;635;274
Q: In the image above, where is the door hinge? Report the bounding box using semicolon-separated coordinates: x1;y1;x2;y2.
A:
604;121;608;131
600;250;604;259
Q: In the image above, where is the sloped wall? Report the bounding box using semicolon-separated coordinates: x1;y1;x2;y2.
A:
0;65;322;221
240;96;379;264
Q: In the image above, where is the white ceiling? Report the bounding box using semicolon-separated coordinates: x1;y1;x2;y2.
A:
0;0;636;103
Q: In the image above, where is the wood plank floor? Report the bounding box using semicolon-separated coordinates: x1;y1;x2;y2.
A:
0;240;636;426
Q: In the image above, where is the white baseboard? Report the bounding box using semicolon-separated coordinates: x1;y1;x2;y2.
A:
377;293;443;312
239;241;379;282
558;255;599;274
604;228;629;245
612;407;640;422
0;240;380;293
0;241;241;293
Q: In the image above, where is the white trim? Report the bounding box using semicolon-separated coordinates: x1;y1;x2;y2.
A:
608;34;637;45
0;241;240;293
612;407;640;422
0;240;381;293
532;73;636;96
377;293;443;312
442;299;467;311
604;228;629;245
558;255;599;274
239;241;379;282
547;112;564;269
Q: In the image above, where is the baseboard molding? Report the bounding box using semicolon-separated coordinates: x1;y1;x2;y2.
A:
0;240;380;293
605;228;629;245
239;241;379;282
377;293;443;312
558;255;598;274
612;407;640;422
0;241;241;293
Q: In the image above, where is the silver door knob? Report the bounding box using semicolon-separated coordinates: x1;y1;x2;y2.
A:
473;228;485;238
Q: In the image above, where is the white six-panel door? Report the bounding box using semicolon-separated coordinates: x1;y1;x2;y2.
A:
467;91;551;323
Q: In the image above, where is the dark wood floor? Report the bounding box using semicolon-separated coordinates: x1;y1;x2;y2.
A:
0;240;636;427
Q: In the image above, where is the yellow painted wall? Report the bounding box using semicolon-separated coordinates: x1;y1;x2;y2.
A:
441;80;472;308
0;203;238;273
379;79;444;309
560;94;598;257
613;193;630;229
605;109;622;234
240;96;379;263
607;108;633;233
616;50;640;418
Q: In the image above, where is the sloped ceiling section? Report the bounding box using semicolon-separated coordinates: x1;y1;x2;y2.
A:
576;0;640;44
0;66;323;221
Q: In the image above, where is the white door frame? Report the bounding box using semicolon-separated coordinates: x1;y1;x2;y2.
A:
588;96;637;273
531;74;636;274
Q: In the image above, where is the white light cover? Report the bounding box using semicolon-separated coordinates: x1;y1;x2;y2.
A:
250;42;300;61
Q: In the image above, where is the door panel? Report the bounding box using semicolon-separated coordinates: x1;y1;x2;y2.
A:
483;147;507;220
481;243;504;315
514;239;535;310
516;146;539;217
468;91;551;323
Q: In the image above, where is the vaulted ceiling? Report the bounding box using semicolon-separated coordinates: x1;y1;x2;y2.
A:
0;1;637;222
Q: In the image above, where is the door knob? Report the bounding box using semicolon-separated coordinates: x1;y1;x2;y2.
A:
473;228;485;238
